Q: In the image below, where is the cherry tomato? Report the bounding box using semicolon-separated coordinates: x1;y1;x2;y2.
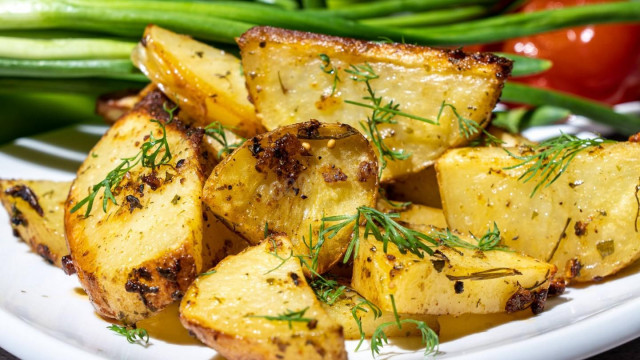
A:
502;0;640;105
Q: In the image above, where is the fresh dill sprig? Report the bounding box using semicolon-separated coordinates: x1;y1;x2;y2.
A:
204;121;246;158
107;324;149;345
370;295;438;357
324;206;435;263
438;101;502;145
325;207;508;264
352;297;382;351
70;104;177;217
198;269;216;277
432;223;510;252
309;274;346;305
248;307;313;329
344;63;438;176
265;236;294;275
504;133;614;196
319;53;340;96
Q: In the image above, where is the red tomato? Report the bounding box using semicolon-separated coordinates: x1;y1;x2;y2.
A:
502;0;640;105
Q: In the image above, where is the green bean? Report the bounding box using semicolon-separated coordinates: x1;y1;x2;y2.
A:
307;0;496;19
493;106;571;133
300;0;324;9
0;77;146;95
496;53;552;78
0;92;103;145
2;0;638;46
0;58;147;81
361;6;488;28
502;83;640;136
0;37;135;59
404;2;640;45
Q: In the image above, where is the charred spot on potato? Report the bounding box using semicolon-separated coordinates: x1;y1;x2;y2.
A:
289;272;301;286
505;286;534;313
431;259;445;273
5;185;44;216
176;159;186;168
10;204;26;226
530;289;548;315
253;133;309;182
133;90;179;123
142;173;162;190
306;319;318;330
321;164;347;183
157;260;182;281
171;290;184;300
454;281;464;294
125;195;143;213
596;240;615;259
61;255;76;275
36;244;54;264
547;278;566;297
565;258;583;279
357;161;377;182
574;221;588;236
296;120;321;139
249;137;264;156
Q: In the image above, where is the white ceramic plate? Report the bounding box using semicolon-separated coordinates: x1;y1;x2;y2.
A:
1;123;640;360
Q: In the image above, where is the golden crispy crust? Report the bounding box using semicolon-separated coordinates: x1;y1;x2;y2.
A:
237;26;512;80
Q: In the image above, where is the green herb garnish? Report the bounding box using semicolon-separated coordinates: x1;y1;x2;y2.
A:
432;223;510;252
204;120;246;158
504;133;613;196
370;295;438;357
248;307;313;329
107;324;149;345
319;53;340;96
70;103;177;217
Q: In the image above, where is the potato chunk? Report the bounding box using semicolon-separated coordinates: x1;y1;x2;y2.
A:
437;142;640;282
238;26;510;181
65;91;204;324
132;25;263;137
352;226;556;316
321;286;439;341
180;236;347;360
203;120;378;274
0;180;70;268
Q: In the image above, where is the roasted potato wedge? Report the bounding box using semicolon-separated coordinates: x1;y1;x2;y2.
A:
322;286;439;340
238;26;511;181
352;226;556;316
180;235;347;360
132;25;263;137
65;91;205;324
203;120;378;274
437;142;640;282
0;180;70;268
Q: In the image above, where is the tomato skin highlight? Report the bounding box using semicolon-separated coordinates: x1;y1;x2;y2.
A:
502;0;640;105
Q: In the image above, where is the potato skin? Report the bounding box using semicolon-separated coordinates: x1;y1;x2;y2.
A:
0;180;70;268
65;91;204;324
352;226;556;316
203;120;378;274
437;142;640;282
132;25;264;137
180;236;347;360
239;26;511;181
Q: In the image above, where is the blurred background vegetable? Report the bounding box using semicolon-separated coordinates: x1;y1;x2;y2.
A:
0;0;638;143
